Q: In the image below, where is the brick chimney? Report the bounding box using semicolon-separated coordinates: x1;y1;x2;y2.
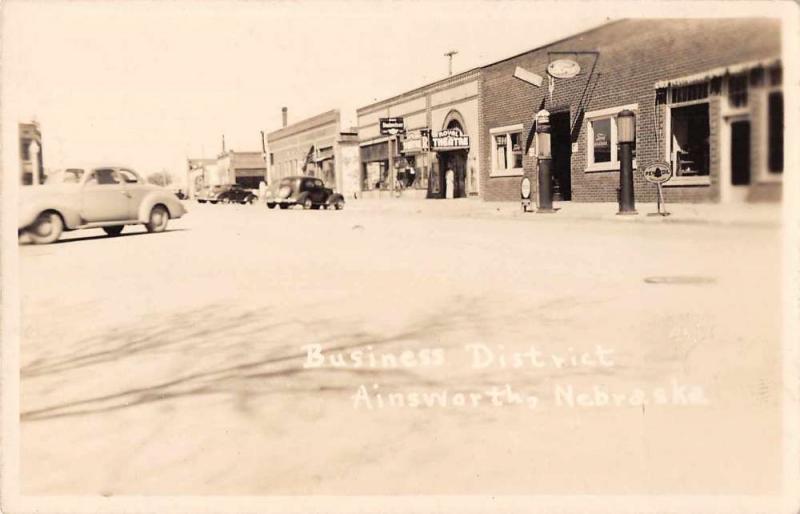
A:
281;107;288;128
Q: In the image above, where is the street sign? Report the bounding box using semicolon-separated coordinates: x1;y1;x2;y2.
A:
513;66;544;87
547;59;581;79
380;117;405;136
520;176;532;212
643;162;673;184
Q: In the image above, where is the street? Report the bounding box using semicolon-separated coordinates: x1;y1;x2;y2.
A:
19;200;782;495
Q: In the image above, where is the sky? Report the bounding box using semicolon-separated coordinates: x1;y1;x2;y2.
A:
2;1;614;183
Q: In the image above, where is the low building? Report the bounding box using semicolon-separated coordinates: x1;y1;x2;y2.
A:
19;121;44;185
267;109;360;198
479;18;783;204
356;69;482;199
216;150;268;189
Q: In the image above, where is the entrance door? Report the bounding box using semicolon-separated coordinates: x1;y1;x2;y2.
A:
550;111;572;201
730;119;751;187
437;151;467;198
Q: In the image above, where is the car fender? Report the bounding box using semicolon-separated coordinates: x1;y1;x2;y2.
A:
18;197;82;230
295;191;310;204
327;193;345;205
137;191;187;222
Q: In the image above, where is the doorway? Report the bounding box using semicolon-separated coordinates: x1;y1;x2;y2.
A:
721;115;751;202
435;150;467;198
550;110;572;201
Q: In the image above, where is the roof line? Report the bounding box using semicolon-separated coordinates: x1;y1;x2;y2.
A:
476;19;625;69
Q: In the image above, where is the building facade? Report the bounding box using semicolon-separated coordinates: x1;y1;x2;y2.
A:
267;110;361;198
479;18;783;203
186;151;267;198
217;151;268;189
19;121;44;185
356;69;482;199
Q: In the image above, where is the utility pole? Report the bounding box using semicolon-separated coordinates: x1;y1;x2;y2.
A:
444;50;458;76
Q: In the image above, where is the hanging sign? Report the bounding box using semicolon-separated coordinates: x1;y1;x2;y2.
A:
513;66;544;87
431;128;469;151
547;59;581;79
643;162;673;184
380;117;405;135
401;129;430;153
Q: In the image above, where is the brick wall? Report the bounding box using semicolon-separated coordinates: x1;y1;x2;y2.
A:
479;18;781;203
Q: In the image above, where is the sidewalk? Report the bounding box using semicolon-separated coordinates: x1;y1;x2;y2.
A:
347;197;783;228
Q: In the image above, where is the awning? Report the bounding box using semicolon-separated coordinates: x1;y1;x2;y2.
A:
654;57;781;89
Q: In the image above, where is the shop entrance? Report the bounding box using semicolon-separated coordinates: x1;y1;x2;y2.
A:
550;110;572;201
436;150;467;198
721;114;751;202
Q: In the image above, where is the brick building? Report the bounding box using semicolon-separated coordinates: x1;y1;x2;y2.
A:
479;18;783;203
267;109;360;198
356;69;482;199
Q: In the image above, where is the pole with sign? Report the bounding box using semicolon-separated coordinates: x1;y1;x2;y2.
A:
380;118;405;197
643;162;672;216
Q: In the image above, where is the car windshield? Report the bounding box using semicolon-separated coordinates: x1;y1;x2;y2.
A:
45;168;85;184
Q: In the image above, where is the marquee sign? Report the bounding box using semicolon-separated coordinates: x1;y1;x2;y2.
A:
431;128;469;151
401;129;430;153
547;59;581;79
380;117;405;135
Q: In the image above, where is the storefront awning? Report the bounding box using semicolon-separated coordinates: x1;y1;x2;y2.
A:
654;57;781;89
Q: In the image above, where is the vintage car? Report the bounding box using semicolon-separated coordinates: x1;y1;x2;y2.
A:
18;166;187;244
265;176;345;210
218;184;258;204
196;185;229;204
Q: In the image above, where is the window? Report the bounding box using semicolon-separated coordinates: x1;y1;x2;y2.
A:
87;168;120;185
728;74;748;108
118;169;139;183
768;91;783;174
585;105;638;172
490;124;524;176
671;83;709;104
669;103;710;177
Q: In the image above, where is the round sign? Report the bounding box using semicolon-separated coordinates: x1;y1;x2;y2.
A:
643;162;673;184
520;176;532;199
547;59;580;79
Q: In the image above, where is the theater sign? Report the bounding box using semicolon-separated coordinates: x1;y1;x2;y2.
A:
431;128;470;151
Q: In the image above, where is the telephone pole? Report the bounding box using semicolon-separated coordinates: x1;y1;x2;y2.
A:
444;50;458;76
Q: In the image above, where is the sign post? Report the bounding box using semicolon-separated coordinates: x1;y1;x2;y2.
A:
643;162;673;216
380;118;405;196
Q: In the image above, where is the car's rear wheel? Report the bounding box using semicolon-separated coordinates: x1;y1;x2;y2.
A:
197;199;206;203
103;226;124;237
279;204;289;210
267;202;277;209
302;197;313;210
145;205;169;233
333;198;345;210
26;211;63;244
246;195;256;204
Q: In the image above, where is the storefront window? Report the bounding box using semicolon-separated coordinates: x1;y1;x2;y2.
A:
670;103;710;177
490;125;524;176
591;118;612;163
768;91;783;174
585;105;638;171
362;161;388;191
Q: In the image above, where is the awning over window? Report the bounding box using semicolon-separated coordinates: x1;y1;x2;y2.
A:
654;57;781;89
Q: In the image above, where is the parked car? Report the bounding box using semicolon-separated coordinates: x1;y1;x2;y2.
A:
266;176;345;210
196;184;229;204
218;184;258;204
18;166;187;244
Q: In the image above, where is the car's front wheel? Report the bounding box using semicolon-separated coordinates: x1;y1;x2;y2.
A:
279;204;289;210
103;226;124;237
145;205;169;233
267;202;277;209
302;197;313;210
26;211;63;244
